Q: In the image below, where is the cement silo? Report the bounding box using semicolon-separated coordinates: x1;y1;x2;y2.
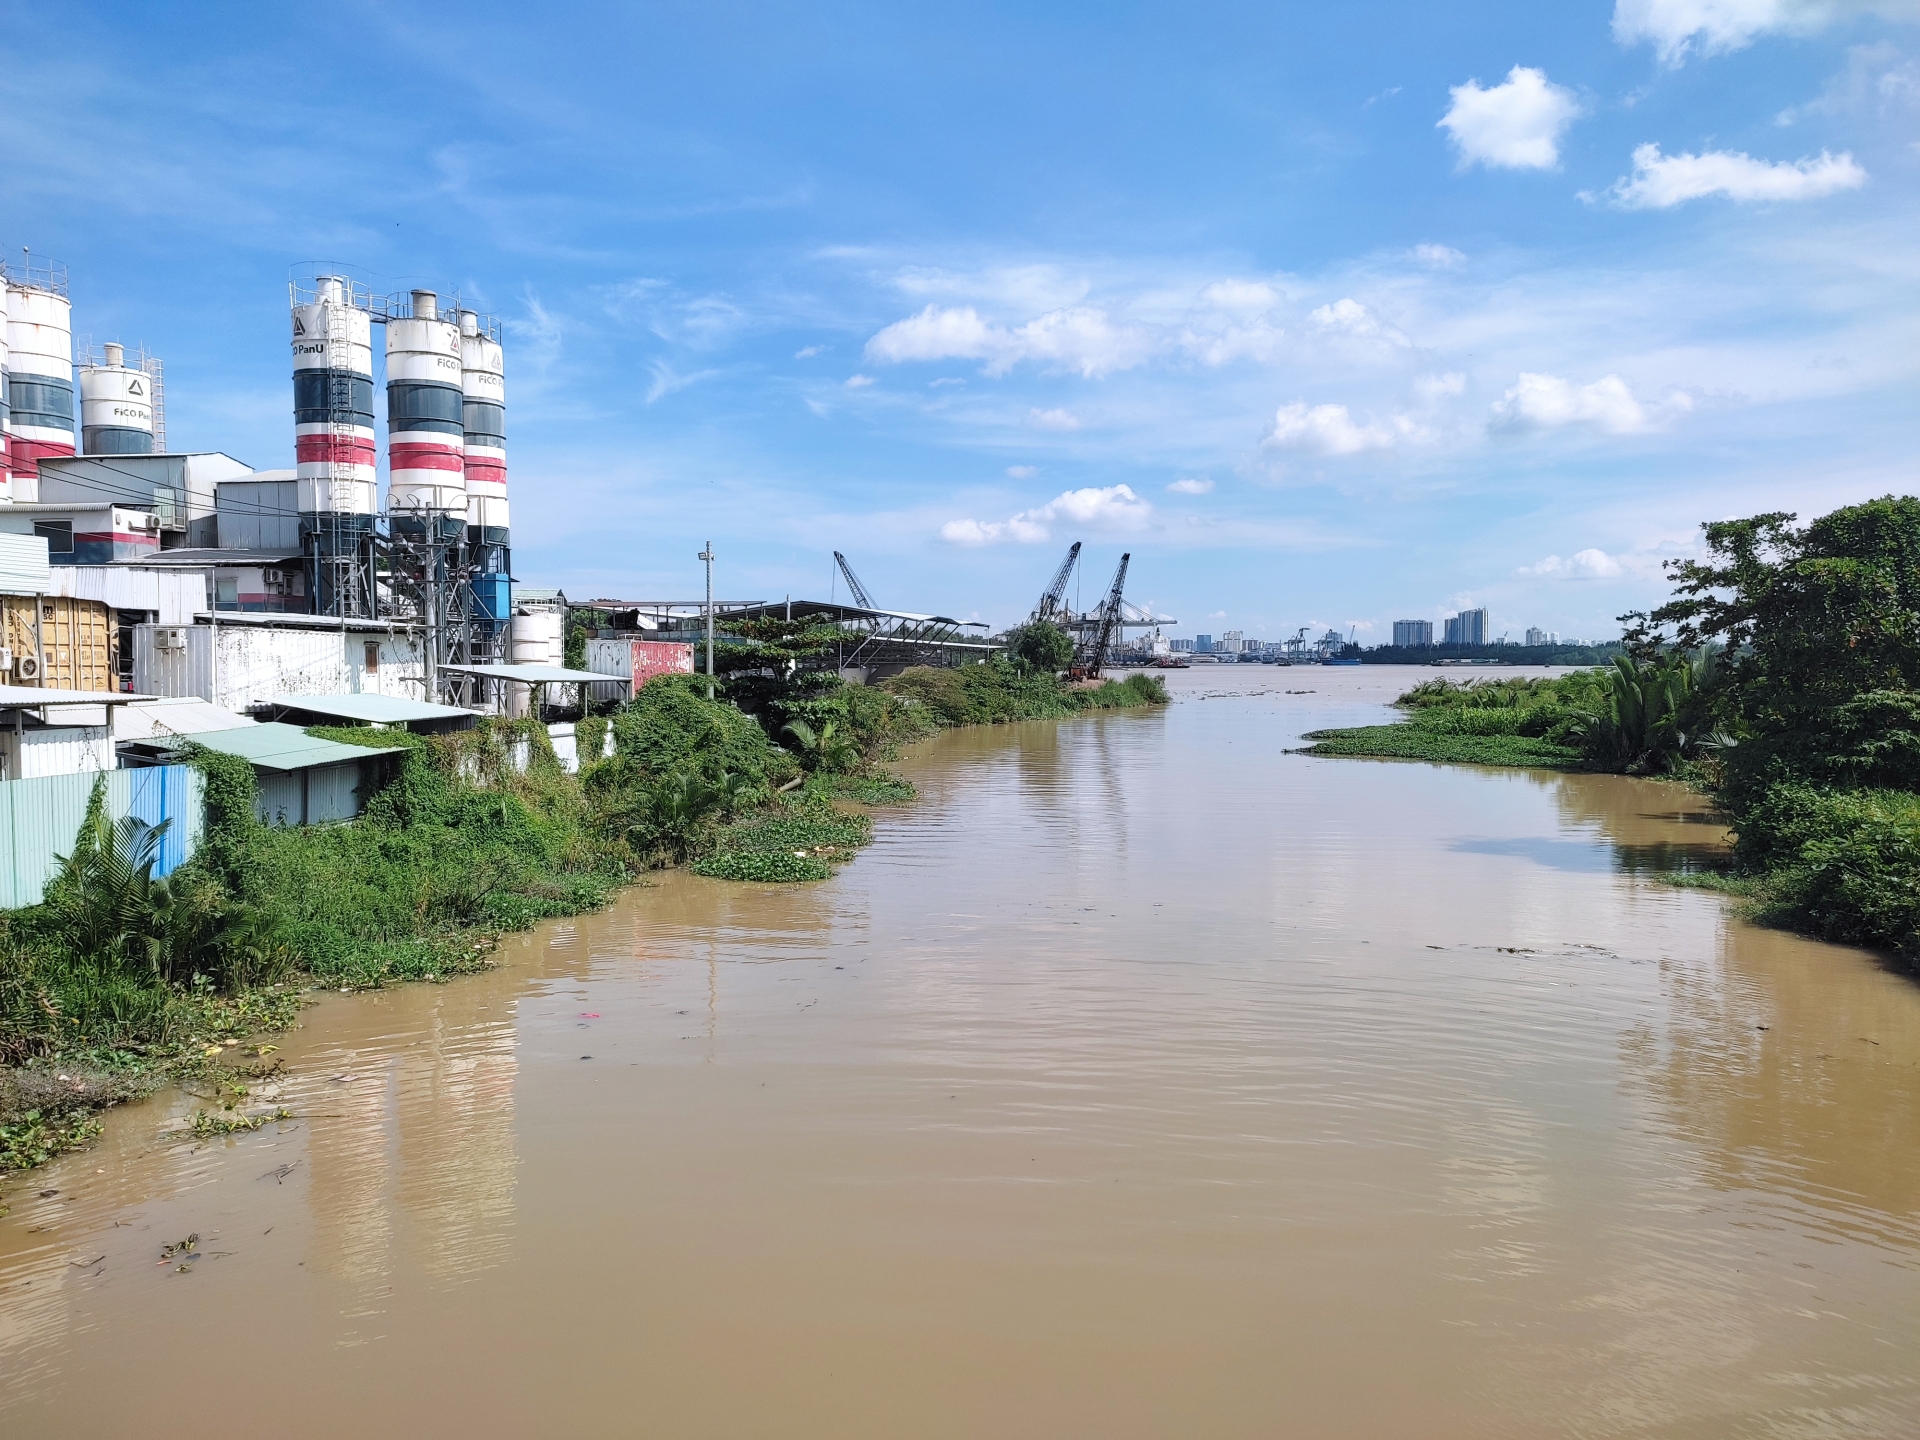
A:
79;343;156;455
385;289;465;533
292;275;378;615
459;309;510;633
5;258;75;503
0;280;11;490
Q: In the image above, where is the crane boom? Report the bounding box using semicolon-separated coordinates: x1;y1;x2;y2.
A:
833;551;876;609
1078;552;1130;679
1033;542;1081;621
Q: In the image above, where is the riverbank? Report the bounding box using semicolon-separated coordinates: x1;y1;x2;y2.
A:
11;668;1917;1437
1;663;1168;1178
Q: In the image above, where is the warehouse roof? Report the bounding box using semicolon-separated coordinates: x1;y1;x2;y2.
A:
252;693;479;726
0;685;158;709
116;697;257;740
166;722;409;772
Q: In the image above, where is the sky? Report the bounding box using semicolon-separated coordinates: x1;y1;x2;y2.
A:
3;0;1916;641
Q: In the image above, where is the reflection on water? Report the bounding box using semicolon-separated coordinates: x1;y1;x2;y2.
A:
5;667;1920;1438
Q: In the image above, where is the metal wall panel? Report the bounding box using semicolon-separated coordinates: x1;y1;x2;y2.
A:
0;763;205;909
254;769;304;827
0;532;53;596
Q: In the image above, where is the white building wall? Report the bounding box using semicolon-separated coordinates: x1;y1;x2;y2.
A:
132;622;428;712
0;725;114;781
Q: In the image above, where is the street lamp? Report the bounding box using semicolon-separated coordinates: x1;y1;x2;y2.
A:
697;541;715;699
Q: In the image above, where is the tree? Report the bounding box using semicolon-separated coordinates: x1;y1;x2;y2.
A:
1006;620;1075;675
1627;496;1920;799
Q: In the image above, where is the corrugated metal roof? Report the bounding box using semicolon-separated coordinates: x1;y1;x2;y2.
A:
0;684;159;708
442;662;619;683
0;532;53;596
174;722;409;772
44;565;206;623
116;698;257;740
257;693;477;724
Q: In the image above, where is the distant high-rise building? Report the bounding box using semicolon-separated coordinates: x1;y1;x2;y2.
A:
1220;629;1245;654
1171;638;1194;653
1524;626;1547;647
1444;608;1488;646
1393;619;1433;648
1195;633;1214;653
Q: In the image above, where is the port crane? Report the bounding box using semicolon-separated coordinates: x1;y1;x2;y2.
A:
1029;542;1081;623
1071;552;1130;679
833;551;877;609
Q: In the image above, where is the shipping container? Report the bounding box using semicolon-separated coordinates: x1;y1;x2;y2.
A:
584;636;695;698
0;592;115;689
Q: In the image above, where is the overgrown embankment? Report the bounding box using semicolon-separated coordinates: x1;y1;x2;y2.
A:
2;655;1168;1177
1308;496;1920;964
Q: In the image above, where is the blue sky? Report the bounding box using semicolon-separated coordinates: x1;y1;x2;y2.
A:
4;0;1916;640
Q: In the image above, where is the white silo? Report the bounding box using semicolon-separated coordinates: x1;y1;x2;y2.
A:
385;289;465;527
292;275;377;615
79;343;156;455
5;259;75;503
458;309;508;539
291;276;377;516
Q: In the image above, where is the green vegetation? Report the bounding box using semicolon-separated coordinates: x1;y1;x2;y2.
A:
882;657;1169;727
1360;641;1624;666
1;652;1164;1171
1316;496;1920;960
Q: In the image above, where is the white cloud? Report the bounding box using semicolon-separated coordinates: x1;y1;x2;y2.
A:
1518;548;1626;579
1612;0;1920;65
794;344;826;358
1026;406;1082;431
1439;66;1582;170
1167;477;1214;494
1005;464;1039;478
1412;243;1467;268
1198;279;1281;312
1415;371;1467;400
865;304;1152;378
1489;372;1687;434
1308;297;1409;347
940;483;1152;545
1598;142;1867;207
1266;401;1424;455
844;373;875;388
644;360;721;404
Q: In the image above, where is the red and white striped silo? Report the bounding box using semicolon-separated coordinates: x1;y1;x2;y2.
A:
0;281;12;492
5;262;75;503
459;309;508;540
385;289;465;524
291;276;377;519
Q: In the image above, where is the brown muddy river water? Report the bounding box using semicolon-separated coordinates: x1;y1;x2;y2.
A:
5;667;1920;1437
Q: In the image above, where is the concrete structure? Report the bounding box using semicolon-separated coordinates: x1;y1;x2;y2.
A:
78;342;157;455
132;613;428;713
386;289;466;525
4;261;75;502
291;276;378;616
1393;619;1434;648
1444;608;1488;647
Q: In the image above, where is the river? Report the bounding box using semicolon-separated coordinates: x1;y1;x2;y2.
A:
4;666;1919;1437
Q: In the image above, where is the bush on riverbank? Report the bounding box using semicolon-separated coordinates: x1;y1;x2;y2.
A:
881;659;1168;727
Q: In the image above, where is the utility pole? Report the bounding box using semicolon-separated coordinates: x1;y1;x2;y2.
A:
698;541;715;699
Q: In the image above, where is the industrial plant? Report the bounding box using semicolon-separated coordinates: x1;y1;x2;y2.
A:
0;251;1174;903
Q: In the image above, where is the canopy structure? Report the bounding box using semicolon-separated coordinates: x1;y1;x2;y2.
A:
0;685;158;709
440;663;619;684
252;693;479;732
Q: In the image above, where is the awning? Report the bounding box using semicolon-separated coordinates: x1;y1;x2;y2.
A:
254;693;479;726
167;722;409;772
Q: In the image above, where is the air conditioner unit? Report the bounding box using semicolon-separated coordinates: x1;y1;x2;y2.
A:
155;627;188;652
15;654;43;681
0;647;11;672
